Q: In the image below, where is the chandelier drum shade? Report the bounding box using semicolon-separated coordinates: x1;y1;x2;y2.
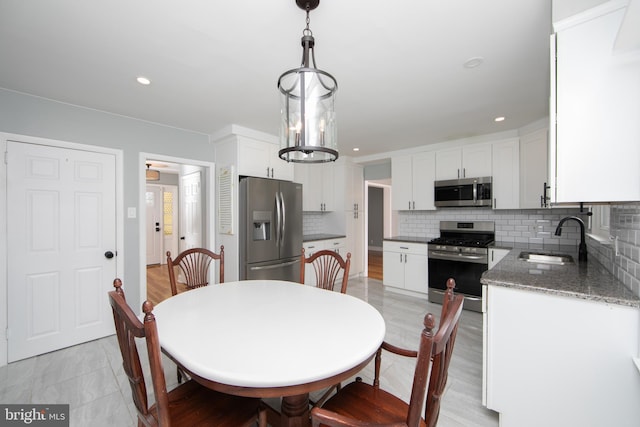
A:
145;163;160;181
278;0;338;163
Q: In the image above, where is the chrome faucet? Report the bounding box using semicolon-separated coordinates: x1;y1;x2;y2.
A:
554;216;587;262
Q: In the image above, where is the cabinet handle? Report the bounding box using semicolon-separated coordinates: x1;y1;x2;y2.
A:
266;166;270;177
457;169;460;179
404;254;407;263
408;201;411;210
400;253;402;262
494;198;496;209
412;201;415;210
541;182;551;208
463;168;466;178
271;168;274;178
400;246;409;249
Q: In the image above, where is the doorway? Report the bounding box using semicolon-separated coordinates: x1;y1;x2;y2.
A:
365;180;393;281
140;154;214;307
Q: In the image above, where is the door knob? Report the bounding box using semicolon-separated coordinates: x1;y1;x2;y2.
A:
180;236;185;240
155;227;160;232
104;251;114;259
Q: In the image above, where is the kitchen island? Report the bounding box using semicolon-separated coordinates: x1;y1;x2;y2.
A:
481;247;640;427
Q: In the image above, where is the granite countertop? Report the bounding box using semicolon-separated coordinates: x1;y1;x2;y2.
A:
303;233;346;242
481;244;640;308
385;236;431;244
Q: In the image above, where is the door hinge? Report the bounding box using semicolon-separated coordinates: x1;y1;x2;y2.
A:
5;328;10;340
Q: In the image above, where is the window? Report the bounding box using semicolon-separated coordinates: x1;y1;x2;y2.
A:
589;205;610;241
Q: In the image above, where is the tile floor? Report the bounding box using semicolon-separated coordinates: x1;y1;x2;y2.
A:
0;277;499;426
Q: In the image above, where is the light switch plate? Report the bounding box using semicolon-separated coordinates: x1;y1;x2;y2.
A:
127;207;136;218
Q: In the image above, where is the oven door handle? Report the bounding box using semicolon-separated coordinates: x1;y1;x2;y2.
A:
429;251;486;263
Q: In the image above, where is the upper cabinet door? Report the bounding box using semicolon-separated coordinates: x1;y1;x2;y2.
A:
237;138;293;181
554;4;640;203
463;144;492;178
391;155;414;211
520;128;549;209
492;139;519;210
435;144;492;180
435;148;462;180
412;151;436;210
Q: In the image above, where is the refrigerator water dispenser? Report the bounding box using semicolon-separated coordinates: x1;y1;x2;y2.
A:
252;211;271;241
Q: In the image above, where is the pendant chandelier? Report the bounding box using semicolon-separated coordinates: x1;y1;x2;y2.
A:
278;0;338;163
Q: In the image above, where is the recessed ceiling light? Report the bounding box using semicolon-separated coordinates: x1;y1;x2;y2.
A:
136;76;151;85
494;116;506;122
353;148;360;152
463;57;484;69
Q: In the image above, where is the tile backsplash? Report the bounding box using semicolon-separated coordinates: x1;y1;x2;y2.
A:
303;212;325;235
396;207;584;245
305;203;640;298
588;203;640;297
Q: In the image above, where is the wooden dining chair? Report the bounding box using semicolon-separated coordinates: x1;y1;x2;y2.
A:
108;278;266;427
300;248;352;407
166;246;224;296
300;248;351;294
310;278;464;427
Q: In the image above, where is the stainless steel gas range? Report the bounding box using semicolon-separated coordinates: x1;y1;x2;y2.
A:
428;221;495;312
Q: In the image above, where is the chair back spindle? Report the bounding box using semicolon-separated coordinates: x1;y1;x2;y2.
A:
166;246;224;296
300;248;351;293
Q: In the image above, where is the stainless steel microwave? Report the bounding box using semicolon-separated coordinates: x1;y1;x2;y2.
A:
434;177;492;208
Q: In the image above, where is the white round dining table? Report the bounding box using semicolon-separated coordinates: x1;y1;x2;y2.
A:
153;280;386;427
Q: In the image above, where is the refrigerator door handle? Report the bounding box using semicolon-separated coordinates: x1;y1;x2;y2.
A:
280;191;286;246
250;259;299;270
275;192;282;247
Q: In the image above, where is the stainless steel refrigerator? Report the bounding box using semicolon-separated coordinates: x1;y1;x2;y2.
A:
239;177;303;281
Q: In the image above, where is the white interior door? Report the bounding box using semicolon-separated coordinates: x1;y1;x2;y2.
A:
162;185;179;262
180;171;202;250
145;185;162;265
7;141;117;362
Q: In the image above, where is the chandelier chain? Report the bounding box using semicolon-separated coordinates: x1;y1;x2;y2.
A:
303;8;312;36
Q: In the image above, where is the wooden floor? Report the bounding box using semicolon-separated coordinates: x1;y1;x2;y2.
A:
146;264;189;306
367;249;383;280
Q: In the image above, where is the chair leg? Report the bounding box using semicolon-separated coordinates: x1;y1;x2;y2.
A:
258;404;267;427
312;384;339;408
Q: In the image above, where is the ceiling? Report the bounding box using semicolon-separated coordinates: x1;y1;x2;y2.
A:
0;0;552;160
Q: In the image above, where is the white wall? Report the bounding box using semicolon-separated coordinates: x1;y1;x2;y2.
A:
0;88;213;333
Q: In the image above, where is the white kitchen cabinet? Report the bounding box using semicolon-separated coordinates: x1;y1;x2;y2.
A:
491;138;519;210
487;248;509;269
391;151;436;211
238;138;293;181
382;241;428;294
552;3;640;203
333;157;363;214
435;144;492;180
484;285;640;426
315;157;365;277
294;162;335;211
519;128;549;208
343;161;364;276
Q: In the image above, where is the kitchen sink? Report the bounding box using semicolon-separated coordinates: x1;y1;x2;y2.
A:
518;251;574;265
